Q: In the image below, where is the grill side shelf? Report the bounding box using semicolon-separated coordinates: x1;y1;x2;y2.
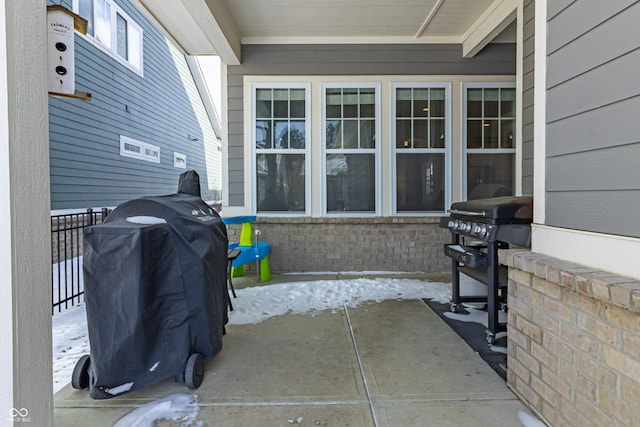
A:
459;265;508;289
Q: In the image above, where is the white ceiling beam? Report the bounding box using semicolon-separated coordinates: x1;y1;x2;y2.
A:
415;0;446;38
135;0;241;65
462;0;518;58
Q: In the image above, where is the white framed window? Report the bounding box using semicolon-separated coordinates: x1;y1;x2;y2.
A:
120;136;159;163
74;0;143;74
463;83;516;200
392;82;450;214
174;152;187;168
252;83;311;214
322;83;380;215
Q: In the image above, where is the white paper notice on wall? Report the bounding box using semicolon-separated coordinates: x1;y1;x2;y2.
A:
47;8;75;95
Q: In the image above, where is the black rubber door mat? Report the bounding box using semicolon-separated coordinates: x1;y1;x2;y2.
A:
423;299;507;381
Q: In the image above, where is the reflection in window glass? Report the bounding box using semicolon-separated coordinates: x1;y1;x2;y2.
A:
256;154;305;211
467;153;514;200
255;86;308;213
324;86;378;214
395;87;446;149
326;154;375;212
116;13;128;60
396;153;445;212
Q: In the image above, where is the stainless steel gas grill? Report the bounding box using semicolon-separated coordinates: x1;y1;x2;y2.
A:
439;196;533;343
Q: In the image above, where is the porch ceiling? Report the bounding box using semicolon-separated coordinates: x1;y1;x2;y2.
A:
133;0;517;64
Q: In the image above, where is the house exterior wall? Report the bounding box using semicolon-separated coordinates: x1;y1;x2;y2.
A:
222;43;517;273
226;217;450;274
225;43;517;207
521;0;534;196
48;0;222;210
544;1;640;237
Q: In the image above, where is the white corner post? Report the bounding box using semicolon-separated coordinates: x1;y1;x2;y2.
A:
0;0;53;425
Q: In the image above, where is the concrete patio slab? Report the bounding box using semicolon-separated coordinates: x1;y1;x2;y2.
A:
54;275;536;426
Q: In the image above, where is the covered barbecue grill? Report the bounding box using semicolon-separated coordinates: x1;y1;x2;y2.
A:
440;196;533;343
72;171;229;399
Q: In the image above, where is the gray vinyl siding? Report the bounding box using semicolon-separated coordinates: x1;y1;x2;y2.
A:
521;0;535;196
226;43;516;206
48;0;221;210
545;0;640;237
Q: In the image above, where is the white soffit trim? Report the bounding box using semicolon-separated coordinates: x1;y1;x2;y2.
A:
136;0;241;64
532;225;640;280
462;0;518;58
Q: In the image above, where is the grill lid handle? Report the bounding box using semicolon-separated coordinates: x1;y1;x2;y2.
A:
448;209;486;217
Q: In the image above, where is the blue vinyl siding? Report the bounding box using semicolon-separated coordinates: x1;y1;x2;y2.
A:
48;0;221;209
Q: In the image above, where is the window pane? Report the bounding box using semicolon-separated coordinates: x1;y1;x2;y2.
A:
413;120;428;148
128;24;142;70
290;89;305;118
326;89;342;118
78;0;94;36
467;120;483;149
430;88;446;117
360;120;375;148
95;0;111;48
483;120;499;148
256;120;272;149
326;120;340;149
396;120;411;149
342;120;358;149
413;89;429;117
501;120;514;148
396;88;412;117
467;153;514;200
326;154;375;212
396;153;445;212
256;89;272;117
116;13;128;59
343;89;358;118
289;121;306;149
274;120;289;148
484;88;499;117
501;88;515;117
273;89;289;118
257;154;305;212
467;89;483;117
430;119;445;149
360;89;375;118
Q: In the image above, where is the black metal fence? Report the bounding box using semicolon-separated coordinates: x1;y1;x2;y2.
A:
51;208;110;314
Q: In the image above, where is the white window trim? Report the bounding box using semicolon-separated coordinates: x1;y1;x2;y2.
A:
321;82;381;217
72;0;144;76
173;152;187;168
462;82;517;199
251;82;311;216
391;82;451;216
120;135;160;163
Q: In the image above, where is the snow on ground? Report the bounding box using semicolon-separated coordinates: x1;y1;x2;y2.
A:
52;275;545;426
227;277;451;325
112;393;203;427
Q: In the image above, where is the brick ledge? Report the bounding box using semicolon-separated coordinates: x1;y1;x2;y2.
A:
499;249;640;314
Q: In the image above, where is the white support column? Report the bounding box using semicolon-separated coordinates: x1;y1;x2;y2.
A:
0;0;53;425
532;0;547;225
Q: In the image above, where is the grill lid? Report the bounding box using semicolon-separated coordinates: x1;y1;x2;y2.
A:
449;196;533;221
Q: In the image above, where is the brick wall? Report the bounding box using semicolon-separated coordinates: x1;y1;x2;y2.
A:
500;249;640;427
225;217;450;274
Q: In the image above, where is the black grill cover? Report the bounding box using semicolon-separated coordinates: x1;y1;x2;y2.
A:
83;191;228;399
